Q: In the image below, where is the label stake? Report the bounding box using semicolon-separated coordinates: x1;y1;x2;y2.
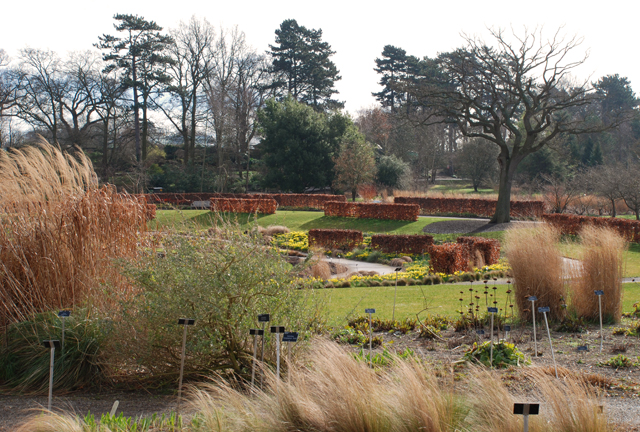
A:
529;296;537;357
365;308;375;366
514;403;539;432
258;314;269;389
58;311;70;355
42;340;60;411
539;307;558;378
177;318;195;413
270;326;285;379
595;290;604;353
488;307;498;367
392;268;401;321
250;328;264;388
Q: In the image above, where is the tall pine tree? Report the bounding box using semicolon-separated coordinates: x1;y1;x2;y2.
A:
267;19;342;111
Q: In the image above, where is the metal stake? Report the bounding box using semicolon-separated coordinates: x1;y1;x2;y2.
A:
42;340;60;411
276;332;281;378
177;318;195;414
529;297;537;357
48;346;55;410
260;321;266;389
365;309;375;366
490;312;494;367
393;267;401;321
595;290;604;353
250;329;262;388
541;309;558;378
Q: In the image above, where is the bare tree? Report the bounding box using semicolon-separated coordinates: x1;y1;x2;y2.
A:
405;28;621;223
160;16;215;164
0;49;18;147
539;173;583;214
584;165;624;217
456;137;498;192
619;164;640;220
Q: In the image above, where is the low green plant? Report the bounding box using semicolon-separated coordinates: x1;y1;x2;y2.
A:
347;315;418;334
597;354;636;369
332;327;382;347
555;313;587;333
83;411;188;431
352;347;415;366
0;309;108;391
463;341;528;368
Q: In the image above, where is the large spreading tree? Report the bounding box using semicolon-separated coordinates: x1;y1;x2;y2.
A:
403;28;625;223
267;19;342;110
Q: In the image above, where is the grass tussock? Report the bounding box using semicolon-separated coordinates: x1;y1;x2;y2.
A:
189;340;460;432
263;225;290;237
504;224;566;321
572;226;626;322
15;341;611;432
0;139;147;323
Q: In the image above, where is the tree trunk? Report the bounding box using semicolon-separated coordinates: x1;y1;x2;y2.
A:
352;189;357;202
102;119;109;179
132;55;141;163
142;99;148;161
492;153;522;224
610;198;617;217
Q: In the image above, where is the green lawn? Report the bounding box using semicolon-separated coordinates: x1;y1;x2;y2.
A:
151;210;505;241
317;282;640;326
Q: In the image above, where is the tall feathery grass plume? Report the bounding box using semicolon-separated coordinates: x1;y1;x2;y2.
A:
0;138;147;324
572;226;626;323
504;224;566;321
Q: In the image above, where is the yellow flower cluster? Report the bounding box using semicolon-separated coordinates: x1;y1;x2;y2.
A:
272;231;309;251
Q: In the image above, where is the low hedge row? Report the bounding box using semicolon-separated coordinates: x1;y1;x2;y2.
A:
143;193;345;209
324;202;419;221
394;197;544;218
210;198;277;214
542;213;640;243
429;243;468;274
457;237;500;266
371;234;434;255
308;229;363;250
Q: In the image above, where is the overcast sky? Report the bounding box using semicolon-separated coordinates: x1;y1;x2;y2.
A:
2;0;638;114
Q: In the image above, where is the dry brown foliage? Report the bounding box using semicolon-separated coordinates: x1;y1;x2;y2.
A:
504;224;566;321
0;139;147;323
263;225;290;236
572;226;626;322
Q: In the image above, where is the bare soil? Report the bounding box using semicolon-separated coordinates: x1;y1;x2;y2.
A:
361;321;640;430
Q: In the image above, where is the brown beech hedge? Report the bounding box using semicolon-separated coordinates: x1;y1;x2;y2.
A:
394;197;544;218
457;236;500;266
542;213;640;243
429;243;468;274
371;234;434;255
142;192;344;209
210;198;277;214
324;202;419;221
308;229;363;250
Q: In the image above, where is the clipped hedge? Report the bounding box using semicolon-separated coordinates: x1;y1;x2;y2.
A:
142;193;345;209
394;197;544;218
324;202;420;221
429;243;468;274
542;213;640;243
457;237;500;266
210;198;277;214
308;229;363;251
276;193;346;209
371;234;434;255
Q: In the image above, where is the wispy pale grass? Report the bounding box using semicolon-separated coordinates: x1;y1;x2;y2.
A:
504;224;566;321
0;139;146;323
572;226;626;322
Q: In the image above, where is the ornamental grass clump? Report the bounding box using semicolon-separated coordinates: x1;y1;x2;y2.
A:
0;139;146;324
504;225;566;321
572;226;625;323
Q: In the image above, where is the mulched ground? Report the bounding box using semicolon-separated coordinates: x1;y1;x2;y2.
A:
423;219;535;234
356;321;640;430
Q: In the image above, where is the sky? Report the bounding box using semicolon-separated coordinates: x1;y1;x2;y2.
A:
2;0;638;115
